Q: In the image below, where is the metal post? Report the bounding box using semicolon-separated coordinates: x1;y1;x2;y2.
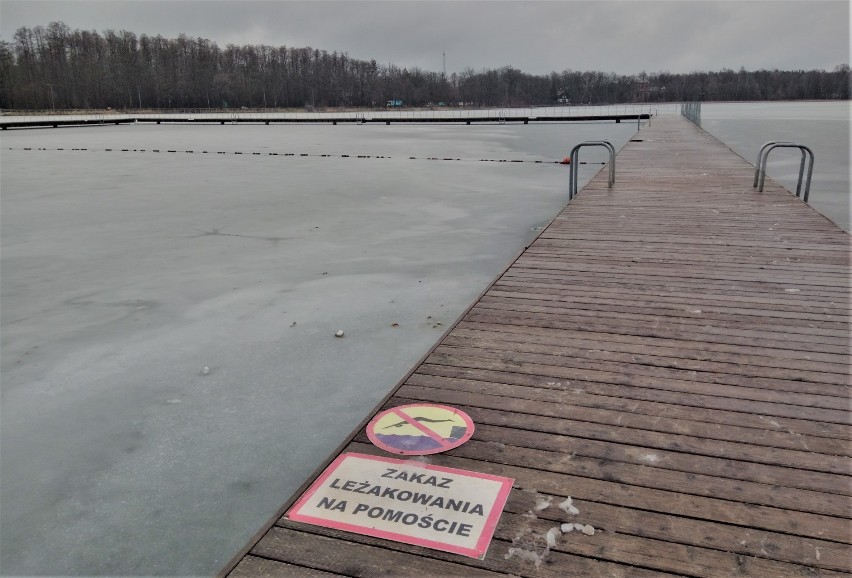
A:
46;83;55;110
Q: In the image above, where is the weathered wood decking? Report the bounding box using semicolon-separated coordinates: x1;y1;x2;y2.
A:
223;115;850;577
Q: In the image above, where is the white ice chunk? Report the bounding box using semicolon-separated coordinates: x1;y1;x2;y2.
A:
546;527;561;548
505;547;542;567
559;496;580;515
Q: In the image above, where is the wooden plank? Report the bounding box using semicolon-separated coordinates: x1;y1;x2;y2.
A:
348;441;850;544
496;488;850;573
407;371;852;449
493;511;848;577
471;422;850;497
499;272;850;305
442;330;849;384
350;426;847;517
504;263;851;289
279;488;850;573
230;555;344;577
464;310;850;355
252;527;505;576
391;429;846;516
487;287;851;321
457;319;849;365
273;520;681;578
474;298;850;336
425;348;851;414
414;364;852;441
390;391;851;474
526;244;851;266
470;304;850;345
535;233;849;252
276;511;846;578
512;257;851;288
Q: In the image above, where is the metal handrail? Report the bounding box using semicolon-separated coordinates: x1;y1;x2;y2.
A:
753;141;795;187
754;142;815;202
569;140;615;200
681;101;701;127
647;107;657;126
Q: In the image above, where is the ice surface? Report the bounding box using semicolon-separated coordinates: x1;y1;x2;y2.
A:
0;122;635;575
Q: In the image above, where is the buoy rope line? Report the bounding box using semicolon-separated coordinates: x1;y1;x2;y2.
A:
5;147;606;166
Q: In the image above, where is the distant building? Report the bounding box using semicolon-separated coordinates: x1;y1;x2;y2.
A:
634;81;665;101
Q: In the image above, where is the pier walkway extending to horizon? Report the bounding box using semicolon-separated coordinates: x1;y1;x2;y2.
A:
222;115;850;577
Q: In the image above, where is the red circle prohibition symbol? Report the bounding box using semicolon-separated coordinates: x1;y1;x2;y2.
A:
366;403;475;455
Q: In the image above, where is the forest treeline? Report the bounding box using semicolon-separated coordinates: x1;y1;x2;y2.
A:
1;22;849;110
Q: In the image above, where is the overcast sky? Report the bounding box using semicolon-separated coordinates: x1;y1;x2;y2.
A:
1;1;848;75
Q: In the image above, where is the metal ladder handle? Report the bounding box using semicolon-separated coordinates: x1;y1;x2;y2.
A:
569;141;615;200
757;143;814;198
754;141;795;187
585;140;616;186
757;143;815;202
570;141;615;198
792;148;808;198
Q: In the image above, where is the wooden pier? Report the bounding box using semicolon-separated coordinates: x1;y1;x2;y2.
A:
0;112;649;129
222;115;850;577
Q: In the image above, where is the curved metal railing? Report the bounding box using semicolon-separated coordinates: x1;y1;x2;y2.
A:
569;141;615;200
754;142;815;202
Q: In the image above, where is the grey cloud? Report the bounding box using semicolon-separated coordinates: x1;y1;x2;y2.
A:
1;0;848;75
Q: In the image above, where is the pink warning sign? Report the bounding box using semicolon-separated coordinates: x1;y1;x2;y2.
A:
285;452;513;559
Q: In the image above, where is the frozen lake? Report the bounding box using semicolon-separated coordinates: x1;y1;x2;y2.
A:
0;121;636;575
